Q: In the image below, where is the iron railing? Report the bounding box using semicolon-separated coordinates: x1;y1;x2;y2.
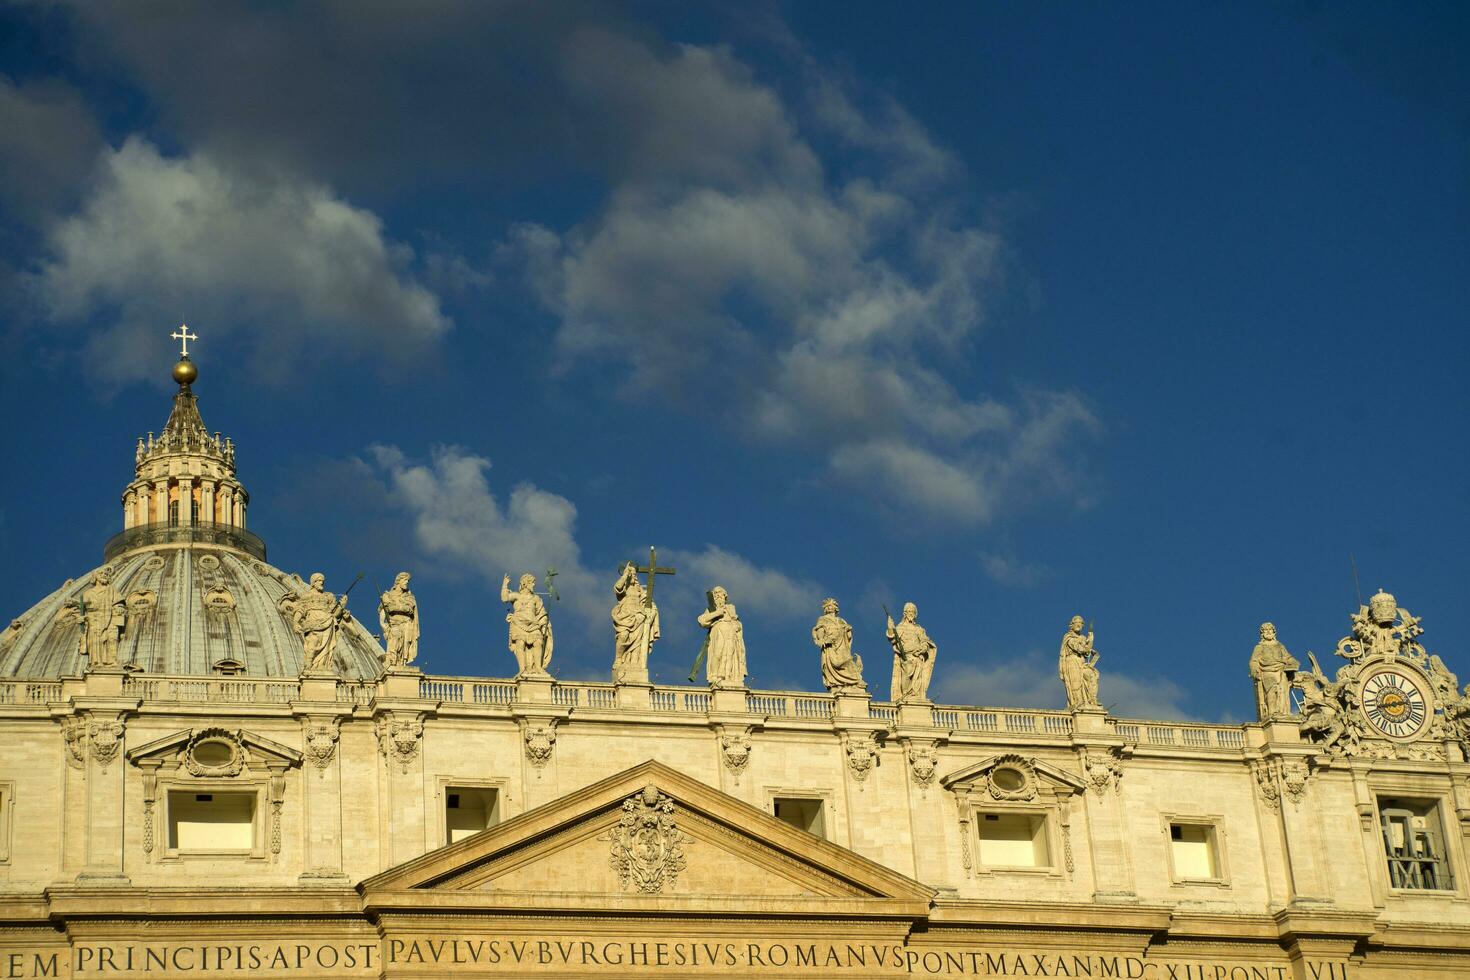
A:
103;521;266;561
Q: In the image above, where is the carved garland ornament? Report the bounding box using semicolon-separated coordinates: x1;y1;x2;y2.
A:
303;720;341;770
844;732;880;783
62;717;88;770
376;716;424;774
88;717;125;770
1083;749;1124;794
524;723;557;768
720;730;752;776
907;742;939;787
603;785;689;894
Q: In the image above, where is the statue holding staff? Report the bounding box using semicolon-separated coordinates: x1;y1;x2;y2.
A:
296;573;355;675
502;572;553;677
887;602;936;703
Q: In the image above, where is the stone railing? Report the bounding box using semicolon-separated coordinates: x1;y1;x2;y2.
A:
0;671;1250;752
1115;720;1246;750
121;675;299;704
0;681;63;705
932;706;1075;736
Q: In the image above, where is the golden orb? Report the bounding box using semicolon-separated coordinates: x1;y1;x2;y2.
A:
172;357;198;386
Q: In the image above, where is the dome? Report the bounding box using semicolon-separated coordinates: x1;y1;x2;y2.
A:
0;339;385;681
0;548;384;680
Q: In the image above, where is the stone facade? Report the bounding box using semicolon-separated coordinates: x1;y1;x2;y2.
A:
0;358;1467;977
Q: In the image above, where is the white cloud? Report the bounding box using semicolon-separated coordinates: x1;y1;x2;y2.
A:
364;444;602;630
936;650;1201;722
36;137;449;382
979;552;1052;589
514;37;1101;524
662;545;824;622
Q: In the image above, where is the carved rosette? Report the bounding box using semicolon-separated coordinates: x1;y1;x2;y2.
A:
375;715;424;774
844;732;880;783
719;729;752;776
603;784;689;894
523;723;557;769
906;742;938;787
303;720;341;770
1083;749;1124;794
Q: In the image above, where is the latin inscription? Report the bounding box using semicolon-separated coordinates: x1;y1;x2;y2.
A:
0;940;1354;979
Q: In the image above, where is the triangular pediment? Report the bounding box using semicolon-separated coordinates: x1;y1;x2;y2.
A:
941;753;1086;796
361;761;934;916
127;726;302;770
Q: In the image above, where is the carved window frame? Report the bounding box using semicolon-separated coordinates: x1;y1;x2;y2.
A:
763;786;837;842
968;804;1062;876
435;776;510;849
1160;812;1231;888
0;780;12;864
158;777;270;862
1368;776;1463;899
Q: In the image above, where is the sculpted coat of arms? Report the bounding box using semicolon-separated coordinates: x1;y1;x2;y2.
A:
1292;590;1466;761
604;785;688;894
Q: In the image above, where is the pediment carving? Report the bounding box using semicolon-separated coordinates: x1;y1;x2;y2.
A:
941;753;1085;801
127;726;303;772
361;760;935;916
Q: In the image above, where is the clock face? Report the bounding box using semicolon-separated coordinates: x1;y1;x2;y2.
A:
1360;668;1432;741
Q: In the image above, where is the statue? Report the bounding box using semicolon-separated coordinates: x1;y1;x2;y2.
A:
1337;589;1426;664
0;618;25;658
887;602;936;703
501;573;552;677
1294;653;1359;755
378;572;420;670
294;573;350;675
698;587;746;688
813;598;866;695
1058;615;1101;710
75;568;128;668
611;562;659;684
1248;622;1300;720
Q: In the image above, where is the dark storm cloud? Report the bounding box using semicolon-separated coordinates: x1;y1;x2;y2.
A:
0;76;102;225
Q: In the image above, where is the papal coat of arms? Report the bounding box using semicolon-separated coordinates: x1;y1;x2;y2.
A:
1294;589;1469;761
603;785;688;894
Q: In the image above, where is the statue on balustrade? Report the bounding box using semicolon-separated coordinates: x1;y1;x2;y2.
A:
74;568;128;669
887;602;936;703
378;571;420;670
1058;615;1101;710
502;572;553;678
611;562;659;684
698;586;747;688
1248;621;1299;720
814;597;866;695
295;573;351;675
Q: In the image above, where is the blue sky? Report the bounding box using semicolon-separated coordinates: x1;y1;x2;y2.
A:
1;2;1466;720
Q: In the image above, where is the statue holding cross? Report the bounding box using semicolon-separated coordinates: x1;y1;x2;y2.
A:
610;549;673;684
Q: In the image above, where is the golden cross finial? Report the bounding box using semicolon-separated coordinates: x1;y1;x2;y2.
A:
170;324;198;358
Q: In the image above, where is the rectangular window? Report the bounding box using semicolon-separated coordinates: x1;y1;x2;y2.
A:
1170;823;1219;880
445;787;499;844
1380;798;1454;891
976;812;1050;868
773;797;826;838
167;790;256;852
